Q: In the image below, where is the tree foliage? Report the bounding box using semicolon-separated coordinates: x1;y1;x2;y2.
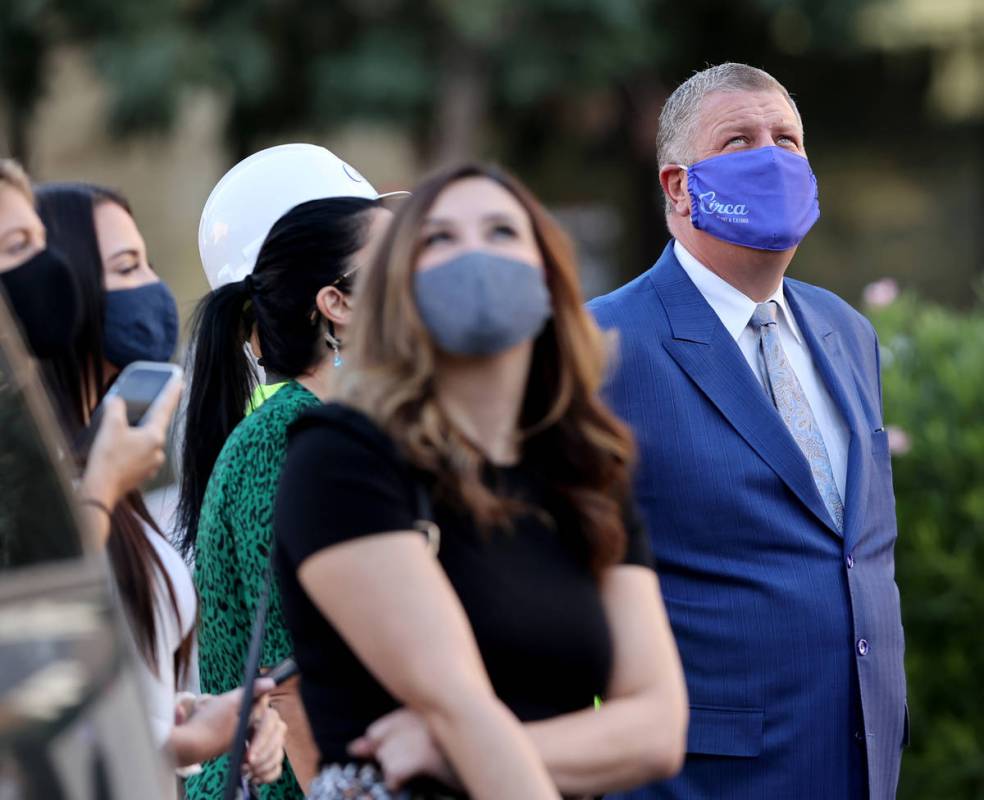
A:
0;0;54;163
1;0;871;167
869;291;984;799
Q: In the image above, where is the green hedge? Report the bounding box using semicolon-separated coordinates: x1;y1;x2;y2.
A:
868;289;984;799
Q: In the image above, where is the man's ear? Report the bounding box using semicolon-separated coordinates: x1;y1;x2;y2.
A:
315;285;351;327
659;164;691;217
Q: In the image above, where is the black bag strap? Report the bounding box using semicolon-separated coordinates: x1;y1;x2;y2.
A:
413;478;440;555
222;553;274;800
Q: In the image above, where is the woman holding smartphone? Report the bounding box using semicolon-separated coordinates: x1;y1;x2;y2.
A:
34;181;287;794
275;163;688;799
0;160;173;550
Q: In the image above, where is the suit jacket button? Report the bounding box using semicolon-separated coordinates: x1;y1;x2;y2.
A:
846;553;855;569
857;638;870;656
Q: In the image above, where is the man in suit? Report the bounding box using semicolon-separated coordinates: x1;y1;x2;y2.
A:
589;63;907;799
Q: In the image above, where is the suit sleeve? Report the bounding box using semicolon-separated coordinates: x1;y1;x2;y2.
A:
872;323;885;415
621;497;654;568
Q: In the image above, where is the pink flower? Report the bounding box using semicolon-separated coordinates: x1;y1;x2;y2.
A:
886;425;911;456
863;278;900;309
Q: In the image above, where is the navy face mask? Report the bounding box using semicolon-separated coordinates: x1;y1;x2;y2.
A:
414;251;552;357
102;281;179;367
0;247;81;358
681;145;820;251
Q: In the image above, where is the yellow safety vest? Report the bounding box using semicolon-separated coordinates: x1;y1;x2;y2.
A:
245;381;287;416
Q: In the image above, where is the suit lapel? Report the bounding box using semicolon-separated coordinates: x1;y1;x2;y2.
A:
784;285;870;551
649;248;841;537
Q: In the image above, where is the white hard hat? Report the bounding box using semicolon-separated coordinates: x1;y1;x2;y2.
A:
198;143;407;289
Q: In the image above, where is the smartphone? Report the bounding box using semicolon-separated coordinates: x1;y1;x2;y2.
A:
76;361;182;458
264;657;300;687
104;361;183;425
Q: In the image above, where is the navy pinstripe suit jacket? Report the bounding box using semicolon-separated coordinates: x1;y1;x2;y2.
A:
589;242;907;800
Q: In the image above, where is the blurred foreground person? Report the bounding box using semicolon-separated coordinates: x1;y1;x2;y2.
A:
180;145;394;799
590;63;906;800
275;163;688;799
34;181;286;793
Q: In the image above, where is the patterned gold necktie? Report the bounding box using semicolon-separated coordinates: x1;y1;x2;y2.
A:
751;301;844;531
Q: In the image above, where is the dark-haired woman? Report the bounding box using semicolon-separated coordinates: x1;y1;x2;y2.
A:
179;197;391;799
35;182;287;795
0;160;175;553
274;164;689;799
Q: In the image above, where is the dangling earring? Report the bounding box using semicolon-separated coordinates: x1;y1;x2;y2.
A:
327;335;343;368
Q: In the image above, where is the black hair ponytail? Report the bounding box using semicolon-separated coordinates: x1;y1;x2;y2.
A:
175;279;256;556
176;196;378;557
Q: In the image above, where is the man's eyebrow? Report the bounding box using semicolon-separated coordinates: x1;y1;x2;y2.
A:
708;116;753;135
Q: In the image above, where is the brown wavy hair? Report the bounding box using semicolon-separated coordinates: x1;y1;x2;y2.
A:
337;163;636;575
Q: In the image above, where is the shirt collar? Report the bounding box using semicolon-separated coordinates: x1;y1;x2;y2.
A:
672;240;803;345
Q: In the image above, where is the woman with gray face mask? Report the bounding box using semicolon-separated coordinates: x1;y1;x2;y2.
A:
274;163;688;799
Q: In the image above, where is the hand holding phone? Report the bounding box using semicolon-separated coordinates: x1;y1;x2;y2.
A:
88;360;183;436
75;362;182;462
78;367;183;525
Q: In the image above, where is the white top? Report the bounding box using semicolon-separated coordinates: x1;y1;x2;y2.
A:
134;524;198;748
673;240;850;503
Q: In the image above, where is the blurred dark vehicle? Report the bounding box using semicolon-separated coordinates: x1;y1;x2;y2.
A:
0;294;168;798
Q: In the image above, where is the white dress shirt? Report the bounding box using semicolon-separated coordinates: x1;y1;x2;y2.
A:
673;240;850;503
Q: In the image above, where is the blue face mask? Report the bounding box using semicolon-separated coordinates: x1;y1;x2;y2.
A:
102;282;179;368
681;146;820;251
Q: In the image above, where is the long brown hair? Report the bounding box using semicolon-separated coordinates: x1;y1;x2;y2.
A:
338;163;635;574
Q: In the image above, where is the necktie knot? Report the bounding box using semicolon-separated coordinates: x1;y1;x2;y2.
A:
751;301;779;330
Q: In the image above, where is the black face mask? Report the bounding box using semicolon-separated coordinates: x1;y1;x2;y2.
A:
0;247;81;358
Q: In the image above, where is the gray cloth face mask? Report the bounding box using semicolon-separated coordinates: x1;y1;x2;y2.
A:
414;251;552;356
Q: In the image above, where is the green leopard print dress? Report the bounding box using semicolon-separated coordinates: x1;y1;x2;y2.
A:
184;381;320;800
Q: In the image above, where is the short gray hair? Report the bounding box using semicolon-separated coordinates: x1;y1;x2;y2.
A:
656;63;802;169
